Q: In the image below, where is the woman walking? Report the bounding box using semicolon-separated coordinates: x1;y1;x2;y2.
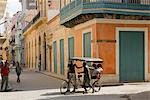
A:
15;61;22;83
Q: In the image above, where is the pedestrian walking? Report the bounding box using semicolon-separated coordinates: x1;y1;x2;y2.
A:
0;61;4;85
83;62;93;93
66;60;76;93
1;61;10;91
15;61;22;83
0;60;3;68
38;60;41;71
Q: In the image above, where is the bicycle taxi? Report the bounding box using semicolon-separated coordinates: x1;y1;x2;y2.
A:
60;57;103;94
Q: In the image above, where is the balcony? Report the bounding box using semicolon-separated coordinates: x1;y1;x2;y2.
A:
22;12;40;33
60;0;150;27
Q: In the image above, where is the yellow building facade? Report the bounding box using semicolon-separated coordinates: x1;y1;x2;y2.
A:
2;37;9;61
24;0;47;70
24;16;47;70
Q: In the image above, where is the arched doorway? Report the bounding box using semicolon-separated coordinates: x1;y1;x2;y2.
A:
29;42;30;68
38;36;41;71
32;40;34;68
35;39;37;69
44;33;47;70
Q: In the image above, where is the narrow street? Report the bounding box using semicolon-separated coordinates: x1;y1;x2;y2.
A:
8;69;63;91
0;69;150;100
0;69;63;100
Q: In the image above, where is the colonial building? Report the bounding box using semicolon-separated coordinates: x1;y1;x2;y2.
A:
21;0;47;70
0;0;7;19
2;13;11;61
46;0;150;82
0;37;6;60
0;0;7;60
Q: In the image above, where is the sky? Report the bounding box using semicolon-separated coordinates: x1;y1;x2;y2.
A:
0;0;22;33
5;0;22;17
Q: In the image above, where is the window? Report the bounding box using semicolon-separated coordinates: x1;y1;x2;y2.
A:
128;0;140;4
122;0;141;4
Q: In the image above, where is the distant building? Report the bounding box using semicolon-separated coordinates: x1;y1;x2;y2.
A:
21;0;47;70
2;12;12;61
0;0;7;19
8;12;22;62
0;37;6;60
19;0;37;11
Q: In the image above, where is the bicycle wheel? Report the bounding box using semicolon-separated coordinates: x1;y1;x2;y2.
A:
60;81;74;94
93;80;102;92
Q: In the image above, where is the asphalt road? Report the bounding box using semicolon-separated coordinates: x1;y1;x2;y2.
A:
37;91;150;100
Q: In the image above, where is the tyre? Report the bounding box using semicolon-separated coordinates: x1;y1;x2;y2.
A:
60;81;74;94
93;80;102;92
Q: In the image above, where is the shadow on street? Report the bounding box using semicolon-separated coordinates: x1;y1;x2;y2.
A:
37;90;150;100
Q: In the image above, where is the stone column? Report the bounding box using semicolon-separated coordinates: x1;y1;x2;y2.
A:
41;34;45;71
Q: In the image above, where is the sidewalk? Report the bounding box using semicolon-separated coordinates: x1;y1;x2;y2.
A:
98;82;150;95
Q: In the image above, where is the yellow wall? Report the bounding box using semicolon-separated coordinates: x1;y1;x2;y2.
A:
2;35;10;61
24;22;47;70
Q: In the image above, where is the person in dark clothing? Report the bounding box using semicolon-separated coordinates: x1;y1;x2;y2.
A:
0;61;3;81
1;61;9;91
83;62;93;93
66;60;76;93
38;60;41;71
0;61;4;90
15;61;22;83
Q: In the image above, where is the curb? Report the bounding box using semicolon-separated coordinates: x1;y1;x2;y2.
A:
102;83;124;87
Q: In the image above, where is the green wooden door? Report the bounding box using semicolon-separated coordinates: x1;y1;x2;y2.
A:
53;41;57;73
60;39;64;75
83;32;91;57
119;31;144;82
68;37;74;59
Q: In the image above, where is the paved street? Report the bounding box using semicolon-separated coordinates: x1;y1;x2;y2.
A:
0;69;150;100
8;69;63;91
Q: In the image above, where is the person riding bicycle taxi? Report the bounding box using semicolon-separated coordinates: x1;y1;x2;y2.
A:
92;63;103;79
67;60;76;92
83;61;93;93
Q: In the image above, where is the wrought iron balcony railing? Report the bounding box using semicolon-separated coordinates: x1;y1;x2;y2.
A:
23;12;40;33
60;0;150;25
